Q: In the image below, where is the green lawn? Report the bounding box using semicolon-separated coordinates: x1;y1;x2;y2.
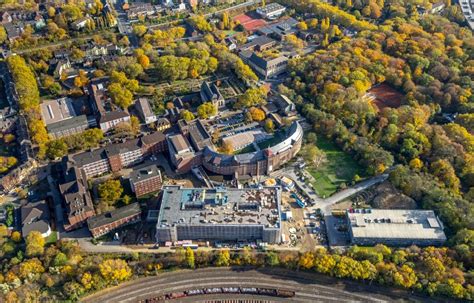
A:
234;144;256;155
45;231;58;245
307;137;365;198
257;132;285;149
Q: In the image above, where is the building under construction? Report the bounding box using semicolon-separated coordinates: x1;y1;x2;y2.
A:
156;186;282;244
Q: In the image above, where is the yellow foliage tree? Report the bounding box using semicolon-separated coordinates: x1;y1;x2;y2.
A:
99;259;132;284
26;231;45;257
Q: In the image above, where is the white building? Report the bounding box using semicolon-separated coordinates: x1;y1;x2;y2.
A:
135;98;157;125
256;3;286;19
347;209;447;247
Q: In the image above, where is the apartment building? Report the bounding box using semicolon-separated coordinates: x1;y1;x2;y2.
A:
128;165;163;197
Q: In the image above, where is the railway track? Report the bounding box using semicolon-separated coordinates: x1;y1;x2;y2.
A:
81;267;439;303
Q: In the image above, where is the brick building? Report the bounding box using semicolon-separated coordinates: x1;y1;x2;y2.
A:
129;165;163;197
87;203;142;238
59;161;95;231
68;131;167;178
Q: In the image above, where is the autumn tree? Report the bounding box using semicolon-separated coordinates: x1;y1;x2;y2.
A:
180;110;195;121
10;231;21;243
249;107;266;121
215;249;230;266
99;259;132;284
25;231;45;257
137;54;150;69
46;139;68;159
302;145;327;168
0;25;7;44
108;82;133;109
235;87;267;108
219;140;234;155
185;247;195;269
98;179;123;207
264;119;275;133
197;102;217;119
19;258;45;281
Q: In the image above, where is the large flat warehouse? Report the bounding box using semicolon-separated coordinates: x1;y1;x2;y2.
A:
347;209;447;247
156;186;282;244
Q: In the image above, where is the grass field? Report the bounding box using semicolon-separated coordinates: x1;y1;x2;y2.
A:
45;231;58;245
235;144;256;155
307;137;365;198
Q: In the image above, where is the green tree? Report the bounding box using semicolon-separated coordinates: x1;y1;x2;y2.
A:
266;251;280;266
46;139;68;159
235;87;267;108
63;281;85;300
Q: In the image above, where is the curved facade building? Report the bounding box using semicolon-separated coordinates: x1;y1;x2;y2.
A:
202;121;303;177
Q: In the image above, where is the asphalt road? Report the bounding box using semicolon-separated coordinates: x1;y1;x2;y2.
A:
81;267;441;303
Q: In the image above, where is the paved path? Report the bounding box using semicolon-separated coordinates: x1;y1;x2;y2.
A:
272;165;388;214
81;267;440;303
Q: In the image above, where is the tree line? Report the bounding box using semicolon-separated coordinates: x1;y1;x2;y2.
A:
6;55;49;158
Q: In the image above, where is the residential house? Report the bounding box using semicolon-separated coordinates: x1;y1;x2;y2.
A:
3;23;21;42
71;16;91;30
1;12;12;24
224;37;237;51
21;200;51;238
52;59;71;79
127;2;159;20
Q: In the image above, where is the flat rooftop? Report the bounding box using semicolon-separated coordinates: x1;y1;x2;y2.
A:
348;209;446;241
129;164;161;184
158;186;282;228
40;97;76;125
